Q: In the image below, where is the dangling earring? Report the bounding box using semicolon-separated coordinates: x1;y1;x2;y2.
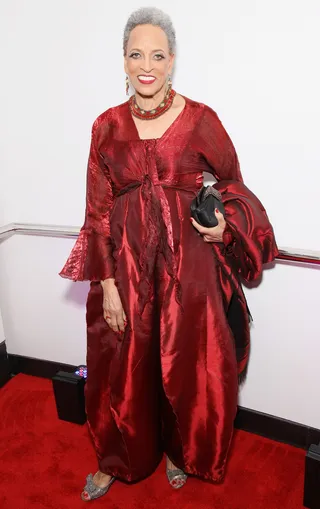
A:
126;75;129;96
167;75;172;93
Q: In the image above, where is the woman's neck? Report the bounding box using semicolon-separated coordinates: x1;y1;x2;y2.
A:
134;85;168;111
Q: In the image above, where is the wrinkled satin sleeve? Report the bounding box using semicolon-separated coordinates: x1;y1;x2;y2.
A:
215;180;279;281
59;118;115;282
199;105;279;281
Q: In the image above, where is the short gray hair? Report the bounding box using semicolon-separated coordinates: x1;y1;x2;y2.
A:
123;7;176;56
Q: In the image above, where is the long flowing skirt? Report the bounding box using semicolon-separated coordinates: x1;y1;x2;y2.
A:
84;190;239;482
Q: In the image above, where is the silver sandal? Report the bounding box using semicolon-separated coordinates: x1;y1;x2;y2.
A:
166;467;188;489
80;473;116;501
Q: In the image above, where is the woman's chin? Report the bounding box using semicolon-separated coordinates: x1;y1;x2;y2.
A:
135;87;156;97
134;83;165;98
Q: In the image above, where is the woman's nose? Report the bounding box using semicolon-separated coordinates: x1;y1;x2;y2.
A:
141;58;153;73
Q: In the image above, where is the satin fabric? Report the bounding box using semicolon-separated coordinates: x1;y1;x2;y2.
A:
59;96;278;482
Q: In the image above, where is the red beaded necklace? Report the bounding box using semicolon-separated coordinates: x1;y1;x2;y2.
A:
129;88;176;120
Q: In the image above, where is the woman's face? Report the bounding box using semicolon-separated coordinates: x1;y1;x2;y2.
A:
124;24;175;97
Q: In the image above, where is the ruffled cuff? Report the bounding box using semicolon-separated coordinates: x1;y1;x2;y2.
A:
59;229;115;282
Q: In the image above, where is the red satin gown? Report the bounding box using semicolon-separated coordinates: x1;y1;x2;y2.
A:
59;95;278;482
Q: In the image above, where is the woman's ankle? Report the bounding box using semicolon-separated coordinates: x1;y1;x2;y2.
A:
93;471;112;486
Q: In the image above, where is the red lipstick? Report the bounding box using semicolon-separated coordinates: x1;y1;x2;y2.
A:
137;75;156;85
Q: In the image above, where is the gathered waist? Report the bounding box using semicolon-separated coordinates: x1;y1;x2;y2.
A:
114;178;198;198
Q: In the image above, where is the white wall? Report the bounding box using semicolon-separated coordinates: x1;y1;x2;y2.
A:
0;310;5;344
1;1;320;428
0;234;88;366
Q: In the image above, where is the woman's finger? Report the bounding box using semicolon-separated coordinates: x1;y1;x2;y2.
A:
190;217;210;235
110;317;120;332
105;316;115;330
104;311;119;332
102;286;126;334
117;311;125;333
214;208;226;227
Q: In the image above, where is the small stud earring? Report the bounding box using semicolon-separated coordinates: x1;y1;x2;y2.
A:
126;76;129;96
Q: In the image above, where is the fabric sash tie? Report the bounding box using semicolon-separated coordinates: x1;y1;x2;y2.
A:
115;178;197;317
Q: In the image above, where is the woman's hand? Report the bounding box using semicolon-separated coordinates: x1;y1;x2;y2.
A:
101;279;127;333
190;208;226;243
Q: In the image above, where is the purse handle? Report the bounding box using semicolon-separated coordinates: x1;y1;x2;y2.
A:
203;185;223;201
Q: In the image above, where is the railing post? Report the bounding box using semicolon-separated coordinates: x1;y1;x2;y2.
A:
304;443;320;508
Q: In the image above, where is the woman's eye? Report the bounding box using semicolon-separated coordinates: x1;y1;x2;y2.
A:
129;52;140;59
154;54;165;60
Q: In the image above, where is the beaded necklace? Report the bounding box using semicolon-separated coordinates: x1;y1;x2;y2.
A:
129;88;176;120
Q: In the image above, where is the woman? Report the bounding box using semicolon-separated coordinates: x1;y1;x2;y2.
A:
60;6;278;501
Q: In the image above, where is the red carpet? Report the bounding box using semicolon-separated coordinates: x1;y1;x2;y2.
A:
0;374;306;509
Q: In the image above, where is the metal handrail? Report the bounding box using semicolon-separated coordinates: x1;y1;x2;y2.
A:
0;222;79;239
0;222;319;265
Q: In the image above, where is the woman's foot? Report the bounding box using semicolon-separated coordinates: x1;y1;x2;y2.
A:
166;457;188;489
81;471;115;501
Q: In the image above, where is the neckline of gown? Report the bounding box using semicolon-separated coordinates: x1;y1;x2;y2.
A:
127;94;189;142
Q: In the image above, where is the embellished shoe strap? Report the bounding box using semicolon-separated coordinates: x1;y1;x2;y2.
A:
167;467;188;484
83;473;115;500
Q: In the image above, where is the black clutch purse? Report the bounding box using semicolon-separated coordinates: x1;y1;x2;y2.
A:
190;185;225;228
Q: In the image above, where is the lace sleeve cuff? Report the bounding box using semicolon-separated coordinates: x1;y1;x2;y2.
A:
59;229;115;282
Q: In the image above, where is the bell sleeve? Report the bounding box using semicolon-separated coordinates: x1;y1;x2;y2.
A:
59;118;115;282
198;105;279;282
